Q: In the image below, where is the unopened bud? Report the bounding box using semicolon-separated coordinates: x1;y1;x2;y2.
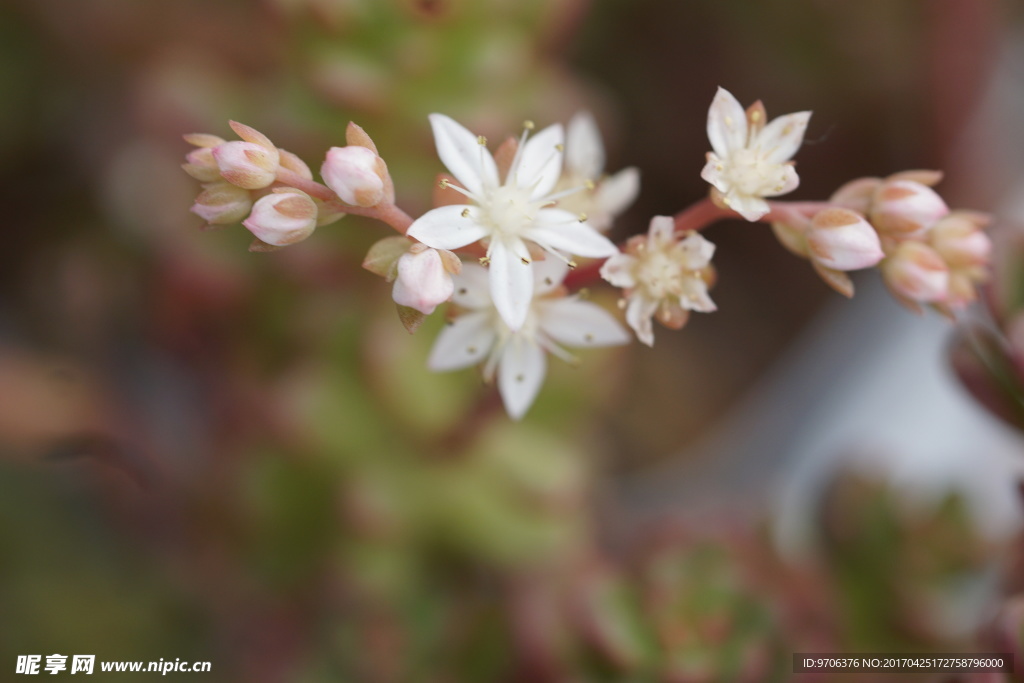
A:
806;208;884;271
829;177;882;215
870;179;949;238
213;140;280;190
882;241;949;302
242;190;317;246
928;212;992;268
321;146;385;207
182;147;222;182
190;183;252;225
391;245;455;315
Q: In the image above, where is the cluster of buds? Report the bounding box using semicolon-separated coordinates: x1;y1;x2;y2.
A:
183;120;396;250
769;171;992;314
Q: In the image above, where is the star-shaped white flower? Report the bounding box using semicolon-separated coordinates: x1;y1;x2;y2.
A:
601;216;716;347
428;258;629;420
700;87;811;221
407;114;619;332
552;111;640;233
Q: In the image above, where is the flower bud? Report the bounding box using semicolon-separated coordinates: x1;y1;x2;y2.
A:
805;208;884;271
928;212;991;268
182;146;223;182
213;140;280;190
391;244;456;315
242;190;317;246
829;177;881;215
882;241;949;302
870;179;949;238
190;183;253;225
321;145;385;207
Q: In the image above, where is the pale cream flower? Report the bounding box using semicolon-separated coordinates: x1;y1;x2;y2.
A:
701;87;811;221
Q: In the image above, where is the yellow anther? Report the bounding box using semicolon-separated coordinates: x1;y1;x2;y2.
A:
567;260;578;270
584;179;596;191
439;179;450;188
555;143;565;152
461;208;470;217
479;256;490;266
523;120;535;130
578;213;588;223
520;257;530;265
477;135;487;146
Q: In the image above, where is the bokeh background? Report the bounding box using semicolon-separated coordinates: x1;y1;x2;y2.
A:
1;0;1023;681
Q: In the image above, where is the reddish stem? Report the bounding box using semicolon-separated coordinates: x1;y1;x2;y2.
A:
275;167;414;234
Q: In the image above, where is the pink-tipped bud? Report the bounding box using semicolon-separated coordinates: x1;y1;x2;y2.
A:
190;183;253;225
928;212;992;268
882;241;949;302
242;190;317;246
391;244;456;315
182;147;222;183
829;177;882;215
806;208;884;271
321;146;385;207
870;179;949;238
213;141;280;190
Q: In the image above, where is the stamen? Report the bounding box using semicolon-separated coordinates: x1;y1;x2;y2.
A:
555;143;564;152
477;135;487;146
479;256;491;266
584;179;596;191
578;213;587;223
617;298;627;310
461;208;470;218
523;120;535;131
568;260;577;270
520;257;530;265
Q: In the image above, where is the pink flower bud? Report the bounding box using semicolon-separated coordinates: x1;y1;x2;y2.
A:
806;208;884;271
928;212;991;268
182;147;222;182
242;190;317;246
829;177;881;214
882;241;949;302
190;183;253;225
870;179;949;238
321;146;385;207
391;245;455;315
213;141;280;189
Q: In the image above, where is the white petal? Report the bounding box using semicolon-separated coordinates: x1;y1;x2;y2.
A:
429;114;500;196
427;311;497;371
679;232;715;269
600;253;638;288
565;111;604;180
498;337;547;420
451;263;492;309
594;167;640;221
488;240;534;331
532;257;570;294
707;87;748;157
647;215;676;246
514;123;564;200
725;192;770;222
625;294;658;347
526;210;619;258
538;298;630;348
407;204;489;250
756;111;811;164
679;279;717;313
700;154;729;194
762;163;800;197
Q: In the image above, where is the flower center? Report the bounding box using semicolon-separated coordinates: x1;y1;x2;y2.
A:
726;148;781;195
637;250;684;300
481;183;539;238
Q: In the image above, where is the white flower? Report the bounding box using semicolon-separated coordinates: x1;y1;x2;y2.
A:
700;87;811;221
407;114;619;333
601;216;716;347
551;111;640;233
428;258;629;420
